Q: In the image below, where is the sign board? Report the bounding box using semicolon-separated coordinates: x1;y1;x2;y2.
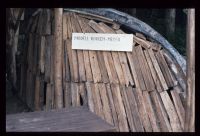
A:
72;33;133;52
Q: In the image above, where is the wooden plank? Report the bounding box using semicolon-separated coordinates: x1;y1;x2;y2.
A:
147;48;168;91
78;83;87;106
132;87;153;132
71;83;80;107
73;13;86;82
89;51;102;83
126;87;144;131
44;36;52;82
110;84;129;131
39;78;45;110
96;51;109;83
39;36;45;73
66;39;74;81
82;50;93;82
143;91;160;132
69;14;79;82
126;49;140;88
97;22;133;86
136;33;146;40
170;86;185;130
30;15;39;33
98;83;113;125
111;52;126;85
34;76;40;111
118;52;134;86
131;46;146;90
155;51;174;88
160;91;182;132
63;14;68;40
143;49;163;92
135;45;155;91
150;91;172;132
44;9;51;35
36;10;44;34
120;86;136;132
85;82;95;113
163;50;186;96
133;35;151;49
76;16;93;82
106;84;119;131
104;52;119;84
63;40;71;81
160;50;178;86
92;84;104;119
45;83;52;110
77;50;86;82
6;107;116;132
64;82;71;108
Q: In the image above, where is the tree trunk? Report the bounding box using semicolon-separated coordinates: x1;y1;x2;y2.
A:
54;8;63;109
165;9;176;39
184;8;195;132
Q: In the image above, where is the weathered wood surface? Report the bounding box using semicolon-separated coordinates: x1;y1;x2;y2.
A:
16;11;187;132
54;8;63;109
6;107;116;132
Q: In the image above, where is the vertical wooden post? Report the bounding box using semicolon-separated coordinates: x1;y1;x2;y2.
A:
54;8;63;109
185;8;195;132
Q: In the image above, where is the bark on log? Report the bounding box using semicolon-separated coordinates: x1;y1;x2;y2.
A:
54;8;63;109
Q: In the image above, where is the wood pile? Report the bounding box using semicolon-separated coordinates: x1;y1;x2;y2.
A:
17;9;186;132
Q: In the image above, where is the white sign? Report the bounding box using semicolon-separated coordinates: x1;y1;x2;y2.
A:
72;33;133;52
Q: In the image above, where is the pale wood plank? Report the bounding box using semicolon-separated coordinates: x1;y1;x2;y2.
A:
143;91;160;132
98;83;114;125
143;49;163;92
71;83;80;107
147;48;168;91
135;45;155;91
120;86;136;132
150;91;172;132
160;91;182;132
85;82;95;113
106;84;120;131
171;86;185;130
132;87;153;132
110;84;129;131
64;82;71;108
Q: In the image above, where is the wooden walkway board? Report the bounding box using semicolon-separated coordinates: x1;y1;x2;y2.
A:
6;107;116;132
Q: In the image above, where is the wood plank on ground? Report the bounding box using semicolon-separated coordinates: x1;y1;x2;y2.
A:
6;107;116;132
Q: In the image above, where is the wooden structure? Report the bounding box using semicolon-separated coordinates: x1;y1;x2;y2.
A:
6;8;189;132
